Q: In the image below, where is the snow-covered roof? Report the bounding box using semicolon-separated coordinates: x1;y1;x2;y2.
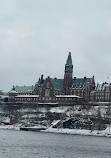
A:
9;90;18;94
15;94;82;99
71;77;92;89
56;95;82;98
38;103;58;105
16;95;39;98
95;83;111;92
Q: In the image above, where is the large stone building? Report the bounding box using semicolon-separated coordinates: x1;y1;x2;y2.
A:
9;52;95;105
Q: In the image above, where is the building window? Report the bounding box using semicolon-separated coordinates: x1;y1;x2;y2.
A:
45;89;49;97
47;82;49;86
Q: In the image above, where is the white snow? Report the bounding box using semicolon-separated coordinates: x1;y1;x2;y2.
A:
16;95;39;98
49;107;68;113
38;102;58;105
0;122;111;138
56;95;82;98
43;125;111;137
0;124;21;130
22;114;37;119
9;90;18;94
50;120;61;127
3;117;10;123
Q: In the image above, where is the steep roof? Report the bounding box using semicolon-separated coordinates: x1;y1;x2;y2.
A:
51;77;93;91
66;52;72;66
50;78;65;92
71;77;92;88
65;52;73;73
95;83;111;92
12;85;35;93
95;84;104;91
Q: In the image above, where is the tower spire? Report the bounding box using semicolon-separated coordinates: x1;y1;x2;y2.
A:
64;52;73;94
65;52;73;73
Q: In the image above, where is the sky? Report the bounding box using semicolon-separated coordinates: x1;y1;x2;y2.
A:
0;0;111;92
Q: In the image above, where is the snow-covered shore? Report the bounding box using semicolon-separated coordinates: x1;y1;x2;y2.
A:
1;123;111;138
42;126;111;137
0;124;20;130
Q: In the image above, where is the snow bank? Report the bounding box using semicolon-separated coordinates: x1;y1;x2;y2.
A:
0;124;21;130
43;126;111;137
49;107;68;113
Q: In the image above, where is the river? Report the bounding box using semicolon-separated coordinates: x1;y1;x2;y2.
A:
0;129;111;158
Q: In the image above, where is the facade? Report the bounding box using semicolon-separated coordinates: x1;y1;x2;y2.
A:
9;52;95;104
90;83;111;102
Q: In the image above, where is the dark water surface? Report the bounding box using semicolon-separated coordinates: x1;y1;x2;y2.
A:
0;129;111;158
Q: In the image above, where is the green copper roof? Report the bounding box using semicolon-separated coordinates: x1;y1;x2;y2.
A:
66;52;72;66
71;78;92;88
51;79;65;92
65;52;73;73
12;85;35;93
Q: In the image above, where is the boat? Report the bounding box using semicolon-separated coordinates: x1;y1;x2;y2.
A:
20;125;47;131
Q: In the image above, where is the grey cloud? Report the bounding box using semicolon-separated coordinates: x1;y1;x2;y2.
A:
0;0;111;91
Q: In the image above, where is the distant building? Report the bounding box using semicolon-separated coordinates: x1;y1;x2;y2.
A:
9;52;95;105
0;90;9;102
11;85;35;95
0;90;3;95
90;82;111;102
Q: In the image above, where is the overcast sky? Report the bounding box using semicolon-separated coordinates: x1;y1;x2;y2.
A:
0;0;111;91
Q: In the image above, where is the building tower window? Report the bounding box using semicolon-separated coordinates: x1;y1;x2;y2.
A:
45;89;49;97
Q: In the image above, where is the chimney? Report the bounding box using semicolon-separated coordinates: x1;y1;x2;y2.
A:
41;75;44;84
84;76;86;79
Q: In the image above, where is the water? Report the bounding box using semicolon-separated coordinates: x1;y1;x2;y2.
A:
0;130;111;158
